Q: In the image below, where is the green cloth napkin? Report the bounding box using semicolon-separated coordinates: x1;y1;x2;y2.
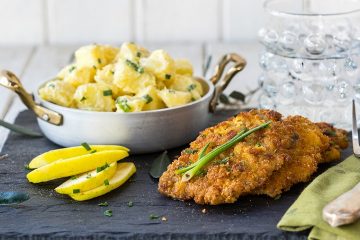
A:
277;155;360;240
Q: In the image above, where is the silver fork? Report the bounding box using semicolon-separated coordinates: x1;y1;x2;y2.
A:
352;99;360;157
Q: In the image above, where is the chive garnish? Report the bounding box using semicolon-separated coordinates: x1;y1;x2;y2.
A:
98;202;108;207
178;121;272;182
143;94;153;104
110;70;115;75
165;74;171;80
176;143;210;174
104;209;112;217
187;84;197;91
90;150;97;154
116;98;132;112
81;142;91;151
128;201;133;207
93;65;97;70
24;164;32;170
136;52;141;58
48;83;56;88
80;96;86;102
103;89;112;96
69;66;76;73
70;176;77;180
86;174;92;179
183;149;198;154
104;179;109;186
149;214;159;220
125;59;144;73
97;163;110;173
73;189;80;194
97;58;102;64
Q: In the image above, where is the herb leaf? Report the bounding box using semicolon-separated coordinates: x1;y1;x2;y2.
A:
229;91;246;102
116;98;132;112
187;84;197;91
219;94;230;104
143;94;153;104
125;59;144;74
103;89;112;96
128;201;133;207
104;209;113;217
98;202;108;207
104;179;109;186
150;151;171;179
0;119;43;137
81;142;91;151
73;189;80;194
0;192;29;205
149;214;159;220
165;74;171;80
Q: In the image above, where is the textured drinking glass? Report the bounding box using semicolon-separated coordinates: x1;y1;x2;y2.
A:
258;0;360;129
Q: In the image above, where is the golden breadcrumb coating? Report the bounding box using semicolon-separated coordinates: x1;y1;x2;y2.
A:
158;109;348;205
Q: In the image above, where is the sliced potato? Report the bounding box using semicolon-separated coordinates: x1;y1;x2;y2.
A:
157;88;192;108
38;80;76;107
55;162;117;194
27;150;128;183
73;83;115;112
28;145;129;169
57;65;96;87
170;74;203;101
175;58;193;76
75;44;119;68
116;42;150;62
69;162;136;201
115;96;146;112
136;86;165;111
141;50;175;82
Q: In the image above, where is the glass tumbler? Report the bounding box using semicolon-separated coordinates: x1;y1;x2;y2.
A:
258;0;360;129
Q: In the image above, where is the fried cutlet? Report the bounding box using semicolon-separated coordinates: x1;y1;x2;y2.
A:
158;109;348;205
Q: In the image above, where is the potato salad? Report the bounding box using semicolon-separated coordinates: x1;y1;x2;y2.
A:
39;43;204;112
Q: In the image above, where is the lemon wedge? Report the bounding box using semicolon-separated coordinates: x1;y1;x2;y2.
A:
29;145;129;169
27;150;128;183
55;162;117;194
69;162;136;201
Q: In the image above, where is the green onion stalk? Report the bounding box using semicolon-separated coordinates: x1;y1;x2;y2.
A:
179;121;272;182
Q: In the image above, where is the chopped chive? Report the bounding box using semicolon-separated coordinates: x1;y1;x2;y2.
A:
187;84;197;91
165;74;171;80
149;214;159;220
255;142;262;147
24;164;32;170
104;209;112;217
69;66;76;73
324;129;336;137
86;174;92;179
110;70;115;75
97;58;102;64
97;162;110;173
217;157;229;165
104;179;109;186
125;59;144;73
93;65;97;70
90;150;97;154
70;176;77;180
48;83;56;88
116;98;132;112
128;201;133;207
103;89;112;96
73;189;80;194
143;94;153;104
136;52;141;58
183;149;198;154
81;142;92;151
80;96;87;102
98;202;108;207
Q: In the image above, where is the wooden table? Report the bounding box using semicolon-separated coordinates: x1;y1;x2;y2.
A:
0;42;262;151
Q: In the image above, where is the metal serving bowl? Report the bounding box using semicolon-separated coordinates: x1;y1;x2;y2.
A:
0;53;246;154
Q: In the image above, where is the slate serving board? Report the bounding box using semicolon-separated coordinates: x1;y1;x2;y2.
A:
0;110;352;239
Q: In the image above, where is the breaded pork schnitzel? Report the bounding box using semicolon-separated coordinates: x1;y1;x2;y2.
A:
158;110;348;205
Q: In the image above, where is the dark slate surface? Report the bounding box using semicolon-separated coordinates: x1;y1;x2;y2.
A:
0;110;352;240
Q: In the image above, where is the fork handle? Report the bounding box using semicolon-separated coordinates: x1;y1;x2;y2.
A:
322;182;360;227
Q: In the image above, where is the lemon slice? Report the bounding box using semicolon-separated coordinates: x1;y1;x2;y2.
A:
29;145;129;169
69;162;136;201
55;162;117;194
27;150;128;183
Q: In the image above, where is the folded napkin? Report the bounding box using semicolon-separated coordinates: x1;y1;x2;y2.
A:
277;155;360;240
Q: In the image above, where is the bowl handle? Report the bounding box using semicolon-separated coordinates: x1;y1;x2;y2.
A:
208;53;247;113
0;70;63;125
